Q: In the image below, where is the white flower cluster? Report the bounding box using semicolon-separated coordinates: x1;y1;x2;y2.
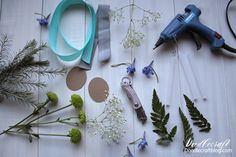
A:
139;11;160;27
109;9;124;24
122;27;144;49
87;96;126;144
110;3;160;49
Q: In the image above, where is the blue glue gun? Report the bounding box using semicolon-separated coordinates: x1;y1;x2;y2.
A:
154;4;236;54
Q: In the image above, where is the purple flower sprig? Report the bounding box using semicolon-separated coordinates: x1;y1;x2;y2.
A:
111;58;136;75
124;147;135;157
35;13;51;26
142;60;159;83
129;131;148;151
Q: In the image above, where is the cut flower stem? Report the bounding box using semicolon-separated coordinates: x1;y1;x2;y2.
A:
7;131;69;137
0;99;50;135
16;104;72;131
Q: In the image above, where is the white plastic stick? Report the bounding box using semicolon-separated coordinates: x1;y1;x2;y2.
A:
186;55;207;101
166;57;176;106
179;57;198;102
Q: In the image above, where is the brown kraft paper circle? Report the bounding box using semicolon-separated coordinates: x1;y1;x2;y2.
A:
66;67;87;91
88;77;109;102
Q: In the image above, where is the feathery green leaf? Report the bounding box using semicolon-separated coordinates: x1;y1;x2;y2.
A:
0;35;66;108
184;95;211;132
151;89;177;145
179;107;195;151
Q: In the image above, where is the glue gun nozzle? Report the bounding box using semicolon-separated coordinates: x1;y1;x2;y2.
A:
153;38;164;50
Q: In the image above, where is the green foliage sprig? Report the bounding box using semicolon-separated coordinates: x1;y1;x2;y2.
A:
0;35;65;108
151;89;177;145
179;107;195;151
184;95;211;132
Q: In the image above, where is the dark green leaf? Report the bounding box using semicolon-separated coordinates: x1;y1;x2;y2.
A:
28;134;33;143
32;133;40;138
184;95;211;133
169;126;177;138
162;113;169;126
179;107;195;151
151;89;177;145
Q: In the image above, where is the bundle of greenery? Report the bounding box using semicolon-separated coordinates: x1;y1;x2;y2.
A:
0;35;65;108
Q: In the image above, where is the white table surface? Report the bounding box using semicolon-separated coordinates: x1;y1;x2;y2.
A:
0;0;236;157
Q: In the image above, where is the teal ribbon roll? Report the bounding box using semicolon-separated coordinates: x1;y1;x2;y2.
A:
49;0;96;64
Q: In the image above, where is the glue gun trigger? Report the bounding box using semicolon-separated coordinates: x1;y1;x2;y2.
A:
189;31;202;50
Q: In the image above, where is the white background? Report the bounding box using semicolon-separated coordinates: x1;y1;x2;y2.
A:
0;0;236;157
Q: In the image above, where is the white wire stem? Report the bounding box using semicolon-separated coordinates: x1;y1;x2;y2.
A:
173;38;196;102
186;55;207;101
165;56;176;107
179;57;198;102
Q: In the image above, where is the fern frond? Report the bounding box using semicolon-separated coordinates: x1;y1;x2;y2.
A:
184;95;211;132
179;107;195;151
151;89;177;145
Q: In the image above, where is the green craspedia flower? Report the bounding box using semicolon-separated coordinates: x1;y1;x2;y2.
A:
69;128;81;144
47;92;58;105
70;94;83;109
79;111;86;125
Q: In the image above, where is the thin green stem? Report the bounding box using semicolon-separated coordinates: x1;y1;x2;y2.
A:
16;104;72;131
95;110;106;120
7;131;69;137
113;4;134;12
129;138;142;144
59;121;79;127
133;4;154;15
113;3;155;16
30;117;78;126
0;99;49;136
34;13;46;18
151;67;159;84
111;63;130;67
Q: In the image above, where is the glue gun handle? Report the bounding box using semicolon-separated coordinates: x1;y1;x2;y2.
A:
190;19;225;50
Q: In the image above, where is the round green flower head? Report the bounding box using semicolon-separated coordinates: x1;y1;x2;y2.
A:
70;94;83;109
47;92;58;105
69;128;81;144
79;111;86;125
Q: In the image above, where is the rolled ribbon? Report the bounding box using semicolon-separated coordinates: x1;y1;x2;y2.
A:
49;0;96;65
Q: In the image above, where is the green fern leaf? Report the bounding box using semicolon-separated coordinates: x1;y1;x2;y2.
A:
184;95;211;132
169;126;177;138
151;89;177;145
179;107;195;151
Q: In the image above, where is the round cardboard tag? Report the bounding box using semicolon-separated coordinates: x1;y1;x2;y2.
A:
88;77;109;102
66;67;87;91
